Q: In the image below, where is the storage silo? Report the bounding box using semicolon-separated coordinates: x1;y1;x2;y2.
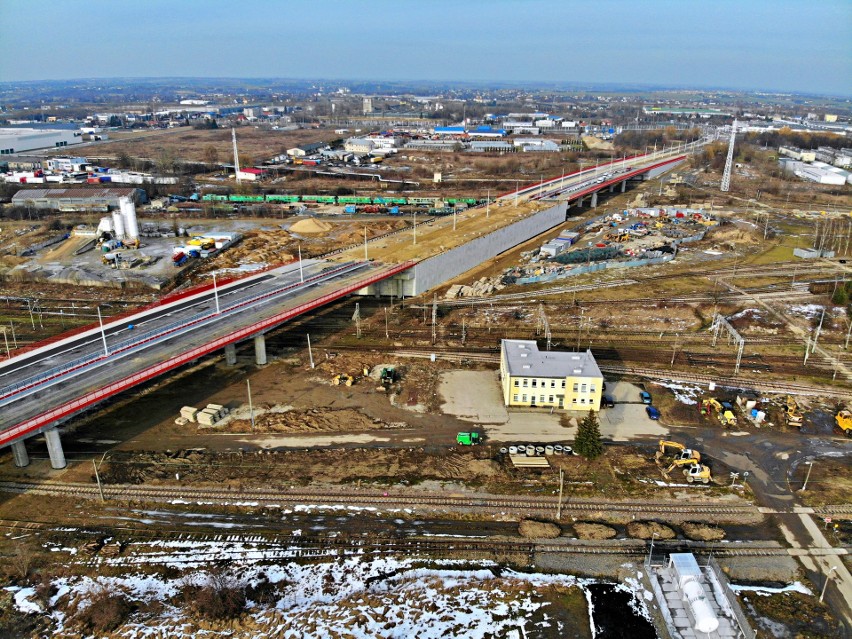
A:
120;197;140;241
97;216;113;235
112;210;126;240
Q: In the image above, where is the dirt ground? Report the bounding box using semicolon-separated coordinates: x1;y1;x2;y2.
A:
86;126;341;165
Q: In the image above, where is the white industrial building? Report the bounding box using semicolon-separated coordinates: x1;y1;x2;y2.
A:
778;145;817;162
796;164;848;185
344;138;375;154
0;128;83;155
45;156;89;172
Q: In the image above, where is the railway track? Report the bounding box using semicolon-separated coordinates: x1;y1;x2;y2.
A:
0;480;761;517
0;516;793;560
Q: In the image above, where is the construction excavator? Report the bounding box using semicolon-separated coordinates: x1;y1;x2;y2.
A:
700;398;736;427
655;440;712;484
656;440;701;463
785;396;803;427
836;409;852;436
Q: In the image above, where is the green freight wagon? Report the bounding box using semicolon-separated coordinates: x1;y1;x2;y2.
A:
266;194;300;203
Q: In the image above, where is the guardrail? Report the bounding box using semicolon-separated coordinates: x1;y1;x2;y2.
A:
0;261;415;447
0;262;364;404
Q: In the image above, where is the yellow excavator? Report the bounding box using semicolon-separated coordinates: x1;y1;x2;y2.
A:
655;440;712;484
656;440;701;463
786;396;803;427
836;409;852;436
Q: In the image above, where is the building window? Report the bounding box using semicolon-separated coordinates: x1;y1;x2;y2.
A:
581;384;587;393
540;395;545;404
572;397;577;404
550;380;556;388
513;394;519;402
522;379;528;388
590;385;596;393
580;398;586;404
573;383;579;392
513;380;519;387
561;380;566;389
531;379;537;388
522;394;527;402
549;395;554;403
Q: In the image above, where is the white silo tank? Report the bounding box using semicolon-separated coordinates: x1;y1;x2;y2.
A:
120;197;139;241
682;578;719;634
97;216;113;235
112;210;126;239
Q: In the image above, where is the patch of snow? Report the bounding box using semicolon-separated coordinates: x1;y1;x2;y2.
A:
652;380;702;405
788;304;824;319
729;581;812;596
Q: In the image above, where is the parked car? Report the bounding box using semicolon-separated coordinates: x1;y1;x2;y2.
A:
602;395;615;408
646;405;660;420
640;391;652;404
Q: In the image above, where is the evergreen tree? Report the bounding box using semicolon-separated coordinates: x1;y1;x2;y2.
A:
574;409;603;459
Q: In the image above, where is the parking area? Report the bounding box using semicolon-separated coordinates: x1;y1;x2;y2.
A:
439;372;668;442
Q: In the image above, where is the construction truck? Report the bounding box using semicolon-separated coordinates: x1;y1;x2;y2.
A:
835;409;852;436
699;398;722;416
785;396;803;427
656;440;701;464
331;374;354;387
456;432;481;446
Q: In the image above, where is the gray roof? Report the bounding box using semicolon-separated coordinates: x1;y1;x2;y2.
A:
12;187;138;201
502;339;602;379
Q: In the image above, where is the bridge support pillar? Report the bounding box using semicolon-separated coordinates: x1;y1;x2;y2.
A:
621;180;627;193
577;197;584;208
609;184;615;193
44;428;66;470
254;334;267;366
224;343;237;366
591;192;598;208
11;440;29;468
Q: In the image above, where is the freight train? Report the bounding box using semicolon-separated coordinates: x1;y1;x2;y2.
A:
201;194;485;206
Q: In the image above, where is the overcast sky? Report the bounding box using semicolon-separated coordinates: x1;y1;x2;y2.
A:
1;0;850;95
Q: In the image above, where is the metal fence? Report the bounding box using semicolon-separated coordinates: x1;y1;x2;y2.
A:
706;556;756;639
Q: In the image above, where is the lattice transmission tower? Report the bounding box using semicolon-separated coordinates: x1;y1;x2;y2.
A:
720;120;737;192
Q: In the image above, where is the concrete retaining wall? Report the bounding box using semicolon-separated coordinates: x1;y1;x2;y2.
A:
368;202;568;297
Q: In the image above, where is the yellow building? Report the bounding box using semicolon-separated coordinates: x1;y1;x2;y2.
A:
499;339;603;410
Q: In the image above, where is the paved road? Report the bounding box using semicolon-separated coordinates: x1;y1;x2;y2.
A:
0;259;396;438
683;425;852;629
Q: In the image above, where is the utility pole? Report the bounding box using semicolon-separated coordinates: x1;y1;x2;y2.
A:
556;468;564;519
384;307;389;339
812;308;826;353
298;244;304;283
364;226;368;261
486;188;490;218
232;127;241;184
247;379;255;431
92;458;105;502
352;303;361;339
431;295;438;345
97;306;109;357
212;272;220;315
306;333;315;369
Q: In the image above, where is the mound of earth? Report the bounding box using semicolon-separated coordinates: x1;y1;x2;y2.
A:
682;522;726;541
518;519;561;539
225;407;383;434
626;521;675;540
289;218;333;234
574;522;617;540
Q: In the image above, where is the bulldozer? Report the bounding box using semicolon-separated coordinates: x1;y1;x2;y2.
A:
835;409;852;436
331;374;354;387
